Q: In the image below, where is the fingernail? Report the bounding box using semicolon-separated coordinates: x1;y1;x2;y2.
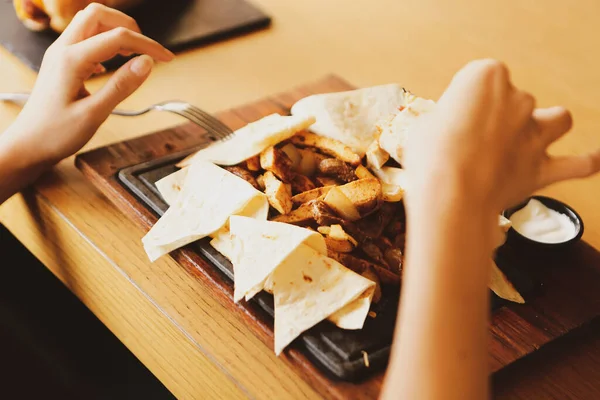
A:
131;55;153;76
164;48;175;60
94;64;106;75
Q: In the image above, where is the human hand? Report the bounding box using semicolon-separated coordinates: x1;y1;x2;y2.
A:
403;59;600;213
7;3;174;166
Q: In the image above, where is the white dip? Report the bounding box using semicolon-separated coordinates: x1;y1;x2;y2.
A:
509;199;577;244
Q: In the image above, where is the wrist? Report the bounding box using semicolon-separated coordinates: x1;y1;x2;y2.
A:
1;122;54;174
405;177;498;250
405;166;498;217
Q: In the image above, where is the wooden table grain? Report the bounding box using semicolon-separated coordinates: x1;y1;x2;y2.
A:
1;1;600;399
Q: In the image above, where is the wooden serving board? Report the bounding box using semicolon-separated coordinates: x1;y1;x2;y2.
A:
75;75;600;399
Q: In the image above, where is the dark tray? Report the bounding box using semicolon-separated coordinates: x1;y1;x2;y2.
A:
116;148;537;381
0;0;271;72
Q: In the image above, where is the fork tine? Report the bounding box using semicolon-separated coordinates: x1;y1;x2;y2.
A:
184;105;234;139
186;105;234;135
181;110;229;141
179;109;228;141
180;109;233;142
170;109;220;140
184;111;231;141
160;101;235;141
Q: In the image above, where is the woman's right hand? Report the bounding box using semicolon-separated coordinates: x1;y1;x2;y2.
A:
403;59;600;213
6;3;174;167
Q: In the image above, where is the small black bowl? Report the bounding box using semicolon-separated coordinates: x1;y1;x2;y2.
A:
502;195;584;250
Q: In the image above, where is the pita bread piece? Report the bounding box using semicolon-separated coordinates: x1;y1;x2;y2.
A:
142;161;268;262
291;84;409;155
372;166;408;203
273;243;375;354
177;114;315;168
155;167;189;206
489;216;524;303
378;97;436;165
489;261;525;304
228;216;326;302
328;291;374;330
227;217;375;348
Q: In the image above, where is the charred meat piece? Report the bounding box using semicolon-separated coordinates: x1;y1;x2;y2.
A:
318;158;357;183
355;202;397;238
328;250;400;286
384;248;403;273
291;173;316;194
311;201;370;243
224;166;260;190
315;176;341;187
311;200;343;226
393;232;406;250
360;240;389;267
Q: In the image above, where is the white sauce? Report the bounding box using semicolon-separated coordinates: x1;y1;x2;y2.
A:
509;199;577;244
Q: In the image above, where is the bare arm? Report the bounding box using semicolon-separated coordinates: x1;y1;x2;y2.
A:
382;188;495;399
381;59;600;399
0;4;173;205
0;125;51;204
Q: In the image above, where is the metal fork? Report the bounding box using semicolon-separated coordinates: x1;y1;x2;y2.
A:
0;92;235;141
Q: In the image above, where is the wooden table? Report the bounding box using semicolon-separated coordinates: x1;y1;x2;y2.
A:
1;1;600;398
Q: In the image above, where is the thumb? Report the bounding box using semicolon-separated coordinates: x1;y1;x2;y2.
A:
85;55;153;117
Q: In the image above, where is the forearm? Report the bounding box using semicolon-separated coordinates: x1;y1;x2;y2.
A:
0;123;51;204
382;188;496;400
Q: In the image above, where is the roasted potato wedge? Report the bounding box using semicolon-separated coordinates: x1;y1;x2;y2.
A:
355;165;376;180
361;267;382;303
263;171;293;215
328;224;358;245
338;178;383;216
320;224;358;253
292;186;333;205
256;174;266;190
365;139;390;170
246;155;261;171
291;131;362;166
224;166;260;190
291;173;316;194
260;146;294;182
324;187;361;221
317;226;331;235
325;237;355;253
297;148;328;176
272;200;315;225
281;143;302;171
318;158;357;183
382;183;404;202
